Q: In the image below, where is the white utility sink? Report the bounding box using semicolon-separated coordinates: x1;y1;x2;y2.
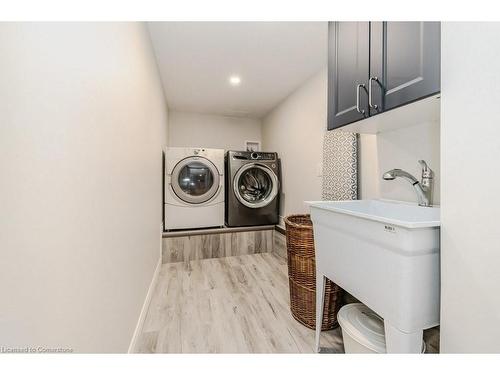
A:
308;199;440;353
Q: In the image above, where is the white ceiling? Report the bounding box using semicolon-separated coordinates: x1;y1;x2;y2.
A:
147;22;327;118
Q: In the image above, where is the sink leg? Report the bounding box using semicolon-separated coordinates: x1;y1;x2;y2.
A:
315;274;326;353
384;323;423;353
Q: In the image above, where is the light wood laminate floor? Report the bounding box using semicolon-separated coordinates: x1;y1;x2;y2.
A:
134;252;344;353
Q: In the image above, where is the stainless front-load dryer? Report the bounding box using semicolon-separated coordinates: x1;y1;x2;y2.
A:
225;151;280;227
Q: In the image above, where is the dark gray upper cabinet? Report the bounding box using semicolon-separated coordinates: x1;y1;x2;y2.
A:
327;21;441;130
327;22;370;130
370;22;441;113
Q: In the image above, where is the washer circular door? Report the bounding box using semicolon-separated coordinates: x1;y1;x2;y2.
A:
234;163;279;208
171;157;220;204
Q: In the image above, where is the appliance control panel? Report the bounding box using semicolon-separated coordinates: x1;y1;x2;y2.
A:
192;148;206;155
231;151;277;161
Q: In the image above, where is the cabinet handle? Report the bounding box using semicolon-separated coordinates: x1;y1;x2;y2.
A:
356;84;366;115
369;77;379;110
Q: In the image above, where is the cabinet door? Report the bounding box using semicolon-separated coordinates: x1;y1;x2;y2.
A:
370;22;440;113
327;22;370;130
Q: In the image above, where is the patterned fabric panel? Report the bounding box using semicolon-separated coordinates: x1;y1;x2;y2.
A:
322;131;358;201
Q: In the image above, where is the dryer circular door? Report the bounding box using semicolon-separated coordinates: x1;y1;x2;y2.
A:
233;163;279;208
171;157;220;204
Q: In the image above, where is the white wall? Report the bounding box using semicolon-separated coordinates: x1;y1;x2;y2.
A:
262;69;327;223
358;134;380;200
168;110;261;150
377;121;441;204
440;22;500;353
0;23;168;353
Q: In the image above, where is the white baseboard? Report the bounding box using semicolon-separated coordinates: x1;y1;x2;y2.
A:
127;255;162;353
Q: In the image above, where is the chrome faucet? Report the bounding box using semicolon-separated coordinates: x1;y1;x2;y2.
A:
382;160;434;207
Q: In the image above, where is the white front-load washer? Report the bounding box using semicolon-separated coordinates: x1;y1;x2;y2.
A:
164;147;224;230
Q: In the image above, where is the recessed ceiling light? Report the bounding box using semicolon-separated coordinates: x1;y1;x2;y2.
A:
229;75;241;86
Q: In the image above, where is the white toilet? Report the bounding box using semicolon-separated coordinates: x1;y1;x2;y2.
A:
338;303;426;354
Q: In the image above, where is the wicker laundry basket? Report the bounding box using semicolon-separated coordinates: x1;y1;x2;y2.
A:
284;214;342;330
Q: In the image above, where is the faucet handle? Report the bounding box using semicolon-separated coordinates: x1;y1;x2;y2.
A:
418;160;433;179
